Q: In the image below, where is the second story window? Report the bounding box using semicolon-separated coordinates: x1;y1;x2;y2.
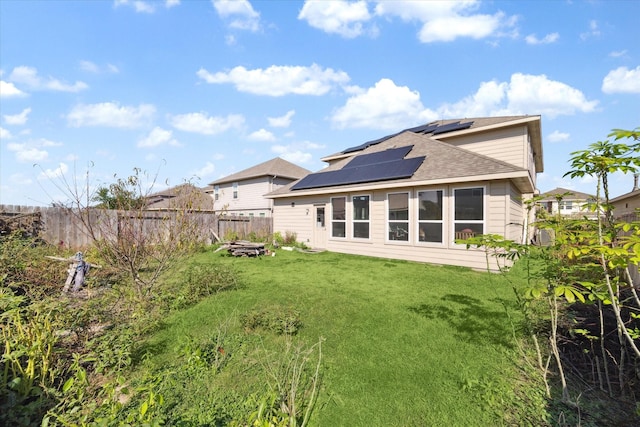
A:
233;182;238;199
214;185;220;201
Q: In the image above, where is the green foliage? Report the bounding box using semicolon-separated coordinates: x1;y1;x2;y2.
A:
272;231;298;246
0;292;62;426
241;306;302;335
91;172;145;210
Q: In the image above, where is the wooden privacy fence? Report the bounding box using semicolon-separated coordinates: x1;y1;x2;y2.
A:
0;205;272;249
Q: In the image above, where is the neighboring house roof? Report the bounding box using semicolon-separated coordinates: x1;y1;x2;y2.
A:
146;184;214;211
610;187;640;204
267;130;530;198
322;115;543;173
538;187;596;201
207;157;311;186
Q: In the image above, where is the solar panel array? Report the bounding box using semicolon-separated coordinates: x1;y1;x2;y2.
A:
291;146;424;191
341;120;473;154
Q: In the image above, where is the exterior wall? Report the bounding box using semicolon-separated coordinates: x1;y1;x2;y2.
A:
214;177;290;217
538;199;594;218
438;126;529;171
508;183;528;243
272;180;526;271
612;196;640;218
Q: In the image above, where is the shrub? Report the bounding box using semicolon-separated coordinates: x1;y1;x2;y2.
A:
240;306;302;335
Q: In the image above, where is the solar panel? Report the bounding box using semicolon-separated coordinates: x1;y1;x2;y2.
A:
342;133;397;154
405;123;438;134
344;146;413;169
291;156;425;190
432;121;473;135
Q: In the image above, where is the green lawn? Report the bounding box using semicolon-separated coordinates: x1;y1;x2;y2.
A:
135;249;545;426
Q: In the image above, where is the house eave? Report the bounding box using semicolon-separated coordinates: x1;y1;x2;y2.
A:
266;170;533;199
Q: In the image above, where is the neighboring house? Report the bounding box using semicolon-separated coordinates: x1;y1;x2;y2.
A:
145;183;215;211
610;174;640;221
206;157;311;217
266;115;543;271
537;187;598;219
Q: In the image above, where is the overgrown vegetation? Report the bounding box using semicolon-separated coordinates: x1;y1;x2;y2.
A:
461;127;640;425
4;128;639;424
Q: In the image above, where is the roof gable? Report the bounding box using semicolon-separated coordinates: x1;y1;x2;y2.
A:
208;157;311;185
539;187;596;201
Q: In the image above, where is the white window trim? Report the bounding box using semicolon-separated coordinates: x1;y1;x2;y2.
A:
386;191;411;245
352;194;371;240
330;196;347;240
232;182;238;199
451;185;486;246
416;188;446;247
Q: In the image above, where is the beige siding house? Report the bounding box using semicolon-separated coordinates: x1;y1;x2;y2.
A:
266;116;543;271
610;174;640;221
537;187;598;219
206;157;310;217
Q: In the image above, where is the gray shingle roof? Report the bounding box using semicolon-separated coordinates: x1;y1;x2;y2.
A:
267;131;528;197
539;187;596;201
208;157;311;185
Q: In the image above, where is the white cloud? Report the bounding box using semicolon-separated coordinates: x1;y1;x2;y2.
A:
418;13;505;43
38;163;69;180
9;66;88;92
298;0;374;38
68;102;155;128
248;128;276;142
170;112;245;135
444;74;597;118
436;80;507;118
0;80;27;98
3;108;31;125
166;0;180;8
525;32;559;45
602;66;640;94
197;64;350;96
192;161;215;179
331;78;437;130
7;142;49;163
138;127;182;147
580;19;600;40
332;73;598;130
547;130;570;143
79;60;100;73
114;0;155;13
503;73;598;118
268;110;295;128
0;127;12;139
271;146;312;164
80;60;120;74
374;1;516;43
609;50;627;58
212;0;261;31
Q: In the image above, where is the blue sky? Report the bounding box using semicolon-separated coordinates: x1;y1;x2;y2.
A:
1;0;639;206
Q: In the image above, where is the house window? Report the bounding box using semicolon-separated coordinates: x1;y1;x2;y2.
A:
559;201;573;210
352;195;370;239
453;187;484;241
331;197;346;238
418;190;443;243
388;192;409;241
260;213;266;217
214;185;220;201
233;182;238;199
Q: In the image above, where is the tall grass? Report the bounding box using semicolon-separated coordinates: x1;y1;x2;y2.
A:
135;249;545;425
